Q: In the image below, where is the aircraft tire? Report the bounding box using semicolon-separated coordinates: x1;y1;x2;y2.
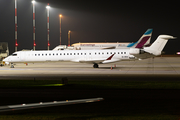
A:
10;63;14;68
93;64;99;68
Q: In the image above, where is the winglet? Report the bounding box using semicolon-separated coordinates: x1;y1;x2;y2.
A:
106;54;115;60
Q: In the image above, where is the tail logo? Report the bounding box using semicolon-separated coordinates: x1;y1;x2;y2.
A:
135;36;151;48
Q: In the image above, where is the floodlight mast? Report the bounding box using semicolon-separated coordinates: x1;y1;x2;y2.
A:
59;14;62;45
15;0;18;52
32;0;36;50
68;30;71;46
46;3;50;50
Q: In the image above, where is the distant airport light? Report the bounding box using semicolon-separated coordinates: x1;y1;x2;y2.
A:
46;4;50;9
15;43;18;47
177;52;180;55
31;0;35;4
46;6;50;9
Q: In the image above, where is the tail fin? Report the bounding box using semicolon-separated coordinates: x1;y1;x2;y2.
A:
127;29;153;48
144;35;176;56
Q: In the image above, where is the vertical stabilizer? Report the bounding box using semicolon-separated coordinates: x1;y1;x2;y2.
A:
144;35;176;56
127;29;153;48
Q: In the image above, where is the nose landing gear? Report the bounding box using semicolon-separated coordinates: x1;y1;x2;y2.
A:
10;63;14;68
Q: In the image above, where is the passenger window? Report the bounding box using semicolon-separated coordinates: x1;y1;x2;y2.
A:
121;52;123;54
124;52;126;54
49;54;51;56
70;53;72;55
74;53;76;55
67;53;69;55
107;52;108;54
89;53;91;55
81;53;83;55
56;53;58;55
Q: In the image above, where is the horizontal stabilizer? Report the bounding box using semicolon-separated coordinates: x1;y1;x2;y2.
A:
144;35;176;56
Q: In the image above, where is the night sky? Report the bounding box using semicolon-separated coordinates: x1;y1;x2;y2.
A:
0;0;179;54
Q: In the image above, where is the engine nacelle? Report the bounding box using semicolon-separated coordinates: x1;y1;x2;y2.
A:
129;48;145;55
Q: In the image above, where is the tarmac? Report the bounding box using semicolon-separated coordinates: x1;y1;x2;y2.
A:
0;57;180;119
0;57;180;79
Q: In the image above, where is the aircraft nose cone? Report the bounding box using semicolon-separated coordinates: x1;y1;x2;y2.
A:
2;58;10;65
3;57;9;62
2;58;6;62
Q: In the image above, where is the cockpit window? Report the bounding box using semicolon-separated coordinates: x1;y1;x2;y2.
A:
12;54;17;56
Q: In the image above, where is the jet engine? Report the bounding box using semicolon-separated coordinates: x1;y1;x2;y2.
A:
129;48;145;55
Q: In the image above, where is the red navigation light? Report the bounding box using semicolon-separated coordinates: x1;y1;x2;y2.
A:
48;43;50;46
15;43;18;47
34;43;36;46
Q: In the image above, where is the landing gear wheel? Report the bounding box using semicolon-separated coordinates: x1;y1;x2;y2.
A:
93;63;99;68
10;63;14;68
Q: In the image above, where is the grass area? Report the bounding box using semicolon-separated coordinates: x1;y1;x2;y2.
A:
0;114;179;120
1;79;180;119
0;80;180;89
69;80;180;89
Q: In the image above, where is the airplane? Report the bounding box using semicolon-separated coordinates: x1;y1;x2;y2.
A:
0;98;103;112
3;35;175;68
53;29;153;50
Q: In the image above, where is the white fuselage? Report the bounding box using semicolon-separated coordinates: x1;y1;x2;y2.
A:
71;43;131;49
4;49;136;64
53;43;131;51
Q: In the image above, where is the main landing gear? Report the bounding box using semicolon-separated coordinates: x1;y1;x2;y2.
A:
93;63;99;68
10;63;14;68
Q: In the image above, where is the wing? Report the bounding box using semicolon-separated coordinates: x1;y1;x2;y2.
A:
0;98;103;112
75;54;117;64
79;59;105;64
101;46;116;49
